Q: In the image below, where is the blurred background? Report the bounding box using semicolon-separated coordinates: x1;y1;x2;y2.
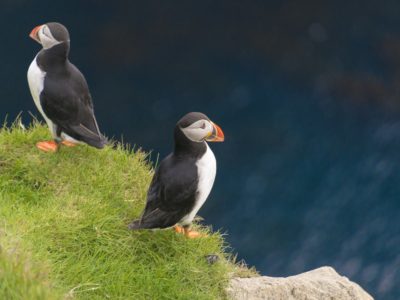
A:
1;1;400;298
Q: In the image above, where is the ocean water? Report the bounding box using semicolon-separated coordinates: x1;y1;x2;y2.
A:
1;1;400;298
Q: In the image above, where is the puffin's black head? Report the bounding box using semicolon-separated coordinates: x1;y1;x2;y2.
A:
177;112;225;143
29;22;70;49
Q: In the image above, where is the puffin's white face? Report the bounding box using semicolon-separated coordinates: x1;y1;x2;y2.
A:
37;25;62;49
181;119;224;142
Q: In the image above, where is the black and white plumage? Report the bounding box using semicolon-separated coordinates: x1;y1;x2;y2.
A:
27;22;106;151
128;112;224;237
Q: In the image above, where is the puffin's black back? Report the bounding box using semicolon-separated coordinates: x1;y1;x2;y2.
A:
131;154;199;229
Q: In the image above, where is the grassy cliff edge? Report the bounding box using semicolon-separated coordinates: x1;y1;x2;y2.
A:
0;122;241;299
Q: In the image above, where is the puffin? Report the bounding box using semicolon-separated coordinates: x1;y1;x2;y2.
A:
27;22;107;152
128;112;225;238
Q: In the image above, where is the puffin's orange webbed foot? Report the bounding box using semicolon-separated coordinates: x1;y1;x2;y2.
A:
184;228;206;239
61;140;78;147
36;141;58;152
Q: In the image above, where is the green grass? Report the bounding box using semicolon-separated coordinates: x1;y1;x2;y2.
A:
0;121;239;299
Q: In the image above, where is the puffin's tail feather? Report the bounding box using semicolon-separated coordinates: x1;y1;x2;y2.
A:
69;124;108;149
86;135;107;149
128;209;181;230
128;219;144;230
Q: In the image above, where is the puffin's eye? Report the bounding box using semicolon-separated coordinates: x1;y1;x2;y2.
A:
42;27;50;38
200;122;206;129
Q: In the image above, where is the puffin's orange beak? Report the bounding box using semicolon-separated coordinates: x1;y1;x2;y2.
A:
206;122;225;142
29;25;43;43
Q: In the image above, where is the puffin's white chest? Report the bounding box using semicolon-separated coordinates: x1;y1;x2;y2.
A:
27;57;47;117
181;144;217;225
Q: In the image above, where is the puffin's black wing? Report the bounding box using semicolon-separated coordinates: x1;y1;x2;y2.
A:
40;63;107;148
129;155;199;229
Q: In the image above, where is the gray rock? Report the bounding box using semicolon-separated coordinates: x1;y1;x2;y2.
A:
227;266;373;300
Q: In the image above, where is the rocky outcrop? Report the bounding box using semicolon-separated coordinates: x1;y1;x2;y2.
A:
227;266;373;300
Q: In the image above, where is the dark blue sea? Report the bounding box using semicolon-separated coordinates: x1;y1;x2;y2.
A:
2;1;400;299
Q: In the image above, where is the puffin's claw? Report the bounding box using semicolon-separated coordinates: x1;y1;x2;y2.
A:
184;230;204;238
61;140;78;147
174;225;184;234
174;225;206;238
